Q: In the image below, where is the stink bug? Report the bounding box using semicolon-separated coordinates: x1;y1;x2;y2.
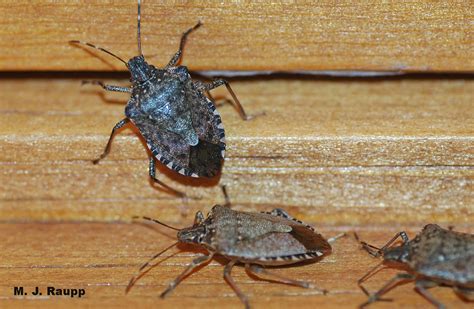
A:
126;187;344;308
356;224;474;308
70;0;252;196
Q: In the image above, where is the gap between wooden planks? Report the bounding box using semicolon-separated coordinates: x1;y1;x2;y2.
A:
0;223;473;308
1;76;472;225
0;1;472;71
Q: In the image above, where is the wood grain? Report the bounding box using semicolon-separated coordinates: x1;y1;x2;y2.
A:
0;1;472;72
0;223;473;308
1;77;472;225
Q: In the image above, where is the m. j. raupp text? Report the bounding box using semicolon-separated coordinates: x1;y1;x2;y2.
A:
13;286;85;298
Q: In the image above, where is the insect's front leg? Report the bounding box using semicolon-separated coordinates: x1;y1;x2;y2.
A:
165;21;202;68
160;253;213;298
82;80;131;93
92;118;130;164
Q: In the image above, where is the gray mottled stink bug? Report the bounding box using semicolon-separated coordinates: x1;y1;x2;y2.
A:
356;224;474;308
126;187;344;308
70;0;252;196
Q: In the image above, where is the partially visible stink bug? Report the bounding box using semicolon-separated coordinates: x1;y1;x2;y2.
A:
356;224;474;308
126;187;344;308
70;0;252;196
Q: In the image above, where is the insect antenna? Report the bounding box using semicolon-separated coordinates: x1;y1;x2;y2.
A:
361;242;383;257
354;232;383;257
69;40;128;66
137;0;142;56
133;216;181;231
125;241;178;293
357;260;385;296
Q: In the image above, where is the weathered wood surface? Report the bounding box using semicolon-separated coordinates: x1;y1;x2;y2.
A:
0;1;472;72
0;223;473;308
1;77;472;224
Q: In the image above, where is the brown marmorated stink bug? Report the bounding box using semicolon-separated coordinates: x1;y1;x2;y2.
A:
126;187;344;308
70;0;253;197
356;224;474;308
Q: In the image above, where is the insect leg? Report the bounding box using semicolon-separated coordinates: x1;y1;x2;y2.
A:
245;264;326;292
165;21;202;68
224;260;250;309
148;158;185;197
356;231;409;257
92;118;130;164
359;272;415;308
160;254;214;298
205;90;233;108
198;79;252;120
327;233;346;244
220;185;231;207
82;80;131;93
415;279;445;309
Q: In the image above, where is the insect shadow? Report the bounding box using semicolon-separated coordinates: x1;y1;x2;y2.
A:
70;0;260;197
126;186;345;308
355;225;474;308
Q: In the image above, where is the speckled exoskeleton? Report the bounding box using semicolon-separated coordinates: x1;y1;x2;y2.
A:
356;224;474;308
127;188;344;308
70;0;252;197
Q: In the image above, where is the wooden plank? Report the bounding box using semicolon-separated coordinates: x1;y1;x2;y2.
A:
0;1;472;72
1;77;472;224
0;223;473;308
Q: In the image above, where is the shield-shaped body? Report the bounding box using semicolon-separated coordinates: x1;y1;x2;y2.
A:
179;205;332;265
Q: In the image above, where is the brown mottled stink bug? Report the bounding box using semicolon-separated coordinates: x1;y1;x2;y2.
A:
70;0;252;196
356;224;474;308
126;187;344;308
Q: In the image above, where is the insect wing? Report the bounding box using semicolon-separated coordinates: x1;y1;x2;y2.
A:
214;208;331;265
188;87;225;177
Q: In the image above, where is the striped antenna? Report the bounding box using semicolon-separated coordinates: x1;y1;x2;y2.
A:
69;40;127;66
132;216;181;231
125;241;178;294
137;0;142;55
